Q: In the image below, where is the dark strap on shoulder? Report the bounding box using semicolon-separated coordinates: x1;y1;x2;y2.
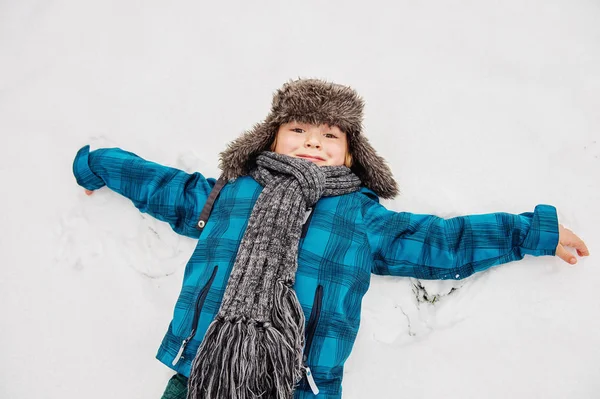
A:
196;176;228;232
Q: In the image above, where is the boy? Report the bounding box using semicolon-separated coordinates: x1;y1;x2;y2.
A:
74;78;589;398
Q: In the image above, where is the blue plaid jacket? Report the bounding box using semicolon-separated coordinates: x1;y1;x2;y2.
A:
73;145;559;398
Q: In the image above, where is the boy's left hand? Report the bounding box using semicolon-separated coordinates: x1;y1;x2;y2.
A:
555;223;589;265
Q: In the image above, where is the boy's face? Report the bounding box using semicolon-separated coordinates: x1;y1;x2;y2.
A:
274;121;348;167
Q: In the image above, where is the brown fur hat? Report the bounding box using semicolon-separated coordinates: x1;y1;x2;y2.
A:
218;78;399;199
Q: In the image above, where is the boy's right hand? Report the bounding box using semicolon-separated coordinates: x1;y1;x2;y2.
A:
84;189;94;196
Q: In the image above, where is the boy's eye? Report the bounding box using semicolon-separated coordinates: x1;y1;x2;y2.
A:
290;128;337;138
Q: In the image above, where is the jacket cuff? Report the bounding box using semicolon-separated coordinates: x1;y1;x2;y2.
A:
519;204;559;257
72;145;105;190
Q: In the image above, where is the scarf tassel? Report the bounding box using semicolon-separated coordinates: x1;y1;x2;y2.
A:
187;281;306;399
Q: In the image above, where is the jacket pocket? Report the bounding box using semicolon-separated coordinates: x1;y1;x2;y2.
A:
172;265;218;366
301;284;323;395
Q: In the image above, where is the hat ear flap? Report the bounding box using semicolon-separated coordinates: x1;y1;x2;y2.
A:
218;121;277;180
350;134;399;199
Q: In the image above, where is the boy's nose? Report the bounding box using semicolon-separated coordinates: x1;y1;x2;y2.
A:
305;135;321;149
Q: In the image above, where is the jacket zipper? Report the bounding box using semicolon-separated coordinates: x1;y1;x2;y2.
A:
172;265;219;366
302;284;323;395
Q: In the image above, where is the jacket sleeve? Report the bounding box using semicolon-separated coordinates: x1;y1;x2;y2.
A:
363;200;559;279
72;145;215;239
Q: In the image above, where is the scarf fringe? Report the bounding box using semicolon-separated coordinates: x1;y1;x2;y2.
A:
187;281;306;399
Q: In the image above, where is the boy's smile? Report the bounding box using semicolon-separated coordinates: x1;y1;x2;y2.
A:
295;154;326;162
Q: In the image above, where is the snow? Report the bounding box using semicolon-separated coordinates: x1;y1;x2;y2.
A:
1;0;599;398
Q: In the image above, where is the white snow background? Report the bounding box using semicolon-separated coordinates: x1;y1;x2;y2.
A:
1;0;599;398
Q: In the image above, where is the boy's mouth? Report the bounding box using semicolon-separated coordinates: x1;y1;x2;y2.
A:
296;154;325;162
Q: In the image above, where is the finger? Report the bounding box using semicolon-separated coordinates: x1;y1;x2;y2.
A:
84;189;94;196
573;237;589;256
555;244;577;265
561;232;589;257
576;241;590;256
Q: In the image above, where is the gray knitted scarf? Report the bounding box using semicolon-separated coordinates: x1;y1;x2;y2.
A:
187;151;361;399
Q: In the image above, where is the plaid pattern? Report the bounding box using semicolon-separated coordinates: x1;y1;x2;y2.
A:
161;374;189;399
73;145;559;398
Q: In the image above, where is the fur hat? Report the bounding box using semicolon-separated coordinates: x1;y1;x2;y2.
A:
218;78;399;199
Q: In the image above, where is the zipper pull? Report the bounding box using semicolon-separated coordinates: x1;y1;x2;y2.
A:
303;208;313;224
304;366;320;395
172;338;189;366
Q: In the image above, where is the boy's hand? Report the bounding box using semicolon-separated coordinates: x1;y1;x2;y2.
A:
84;189;94;196
556;223;589;265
